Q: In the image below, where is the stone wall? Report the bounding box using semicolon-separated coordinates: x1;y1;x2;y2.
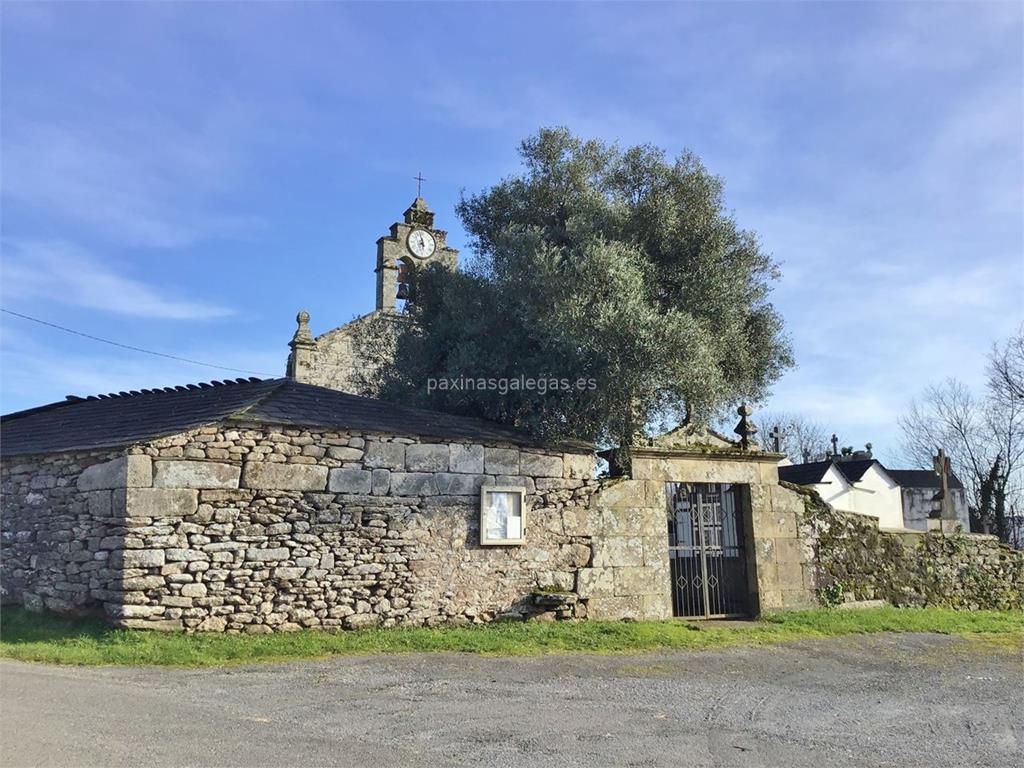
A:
575;479;672;620
1;449;128;613
790;482;1024;610
1;424;600;631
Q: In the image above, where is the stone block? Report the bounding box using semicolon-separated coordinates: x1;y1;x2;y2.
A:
86;490;112;517
180;583;207;597
484;447;519;475
121;576;166;591
520;452;563;478
390;472;438;496
124;488;198;518
153;460;240;489
586;595;644;620
119;549;166;568
240;462;328;491
487;476;530;496
614;566;660;596
120;618;182;631
165;548;208;562
576;567;616;598
449;443;485;474
776;562;804;590
561;507;591;536
245;547;291;562
640;594;673;620
328;468;372;494
78;455;152;491
363;441;406;470
642;537;669;567
592;536;645;568
564;453;596;479
161;595;193;608
406;444;449;472
274;567;307;580
596;506;658;537
434;473;485;495
595;479;647;509
196;616;227;632
774;537;807;565
371;469;391;495
327;446;363;461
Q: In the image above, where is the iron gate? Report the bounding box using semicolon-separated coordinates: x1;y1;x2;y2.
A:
666;482;751;618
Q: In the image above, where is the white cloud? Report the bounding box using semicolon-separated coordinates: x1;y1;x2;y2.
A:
1;240;234;320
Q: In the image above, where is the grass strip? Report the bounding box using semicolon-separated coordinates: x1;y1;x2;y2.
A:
1;606;1019;668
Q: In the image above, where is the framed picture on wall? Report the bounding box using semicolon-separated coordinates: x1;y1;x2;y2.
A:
479;486;526;545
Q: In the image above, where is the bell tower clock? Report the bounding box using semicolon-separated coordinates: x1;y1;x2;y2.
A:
375;195;459;311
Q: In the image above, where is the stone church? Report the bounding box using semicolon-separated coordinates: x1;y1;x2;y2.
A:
285;196;458;393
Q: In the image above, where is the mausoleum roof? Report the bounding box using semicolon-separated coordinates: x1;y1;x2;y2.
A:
1;378;588;456
886;469;964;491
779;459;964;491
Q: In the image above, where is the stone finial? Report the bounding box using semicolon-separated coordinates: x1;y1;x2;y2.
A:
287;310;316;382
733;404;758;451
291;310;314;347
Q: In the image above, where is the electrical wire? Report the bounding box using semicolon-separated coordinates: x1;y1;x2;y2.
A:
1;308;276;377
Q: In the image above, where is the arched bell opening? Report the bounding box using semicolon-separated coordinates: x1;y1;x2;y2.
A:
395;257;415;309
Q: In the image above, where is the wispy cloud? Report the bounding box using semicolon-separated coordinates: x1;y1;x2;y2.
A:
1;240;234;320
2;119;260;249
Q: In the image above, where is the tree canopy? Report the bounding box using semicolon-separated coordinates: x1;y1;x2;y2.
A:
355;128;793;461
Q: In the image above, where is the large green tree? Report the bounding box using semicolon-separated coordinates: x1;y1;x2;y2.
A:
355;128;793;468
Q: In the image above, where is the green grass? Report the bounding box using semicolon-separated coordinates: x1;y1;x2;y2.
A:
0;606;1019;668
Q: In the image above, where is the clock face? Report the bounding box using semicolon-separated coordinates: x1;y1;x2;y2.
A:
407;229;436;259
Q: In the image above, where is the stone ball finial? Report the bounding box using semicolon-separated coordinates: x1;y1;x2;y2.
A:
734;403;758;451
290;309;314;347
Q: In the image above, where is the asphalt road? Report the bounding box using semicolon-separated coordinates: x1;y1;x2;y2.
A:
1;633;1021;767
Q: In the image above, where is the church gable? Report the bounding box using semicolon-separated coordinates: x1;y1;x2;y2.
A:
286;196;458;394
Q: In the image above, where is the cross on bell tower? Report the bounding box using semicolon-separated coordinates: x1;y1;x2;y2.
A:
414;172;425;197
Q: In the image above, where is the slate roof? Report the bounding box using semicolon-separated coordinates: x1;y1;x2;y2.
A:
833;459;875;483
779;458;965;492
778;460;834;486
778;458;878;486
886;469;964;491
0;378;587;456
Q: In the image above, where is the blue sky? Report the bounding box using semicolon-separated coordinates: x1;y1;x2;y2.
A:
2;2;1021;463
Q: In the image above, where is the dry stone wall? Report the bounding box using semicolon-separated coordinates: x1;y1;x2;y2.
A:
2;423;601;631
1;449;127;613
789;482;1024;610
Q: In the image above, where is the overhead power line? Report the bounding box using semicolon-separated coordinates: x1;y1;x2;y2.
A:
1;308;276;377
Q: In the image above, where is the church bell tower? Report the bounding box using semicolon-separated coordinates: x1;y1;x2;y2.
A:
375;196;459;311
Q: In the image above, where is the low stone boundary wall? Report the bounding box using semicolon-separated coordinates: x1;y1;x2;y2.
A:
2;425;600;631
787;482;1024;610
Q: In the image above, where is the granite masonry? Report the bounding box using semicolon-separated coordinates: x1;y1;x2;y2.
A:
2;424;600;631
3;378;1019;631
